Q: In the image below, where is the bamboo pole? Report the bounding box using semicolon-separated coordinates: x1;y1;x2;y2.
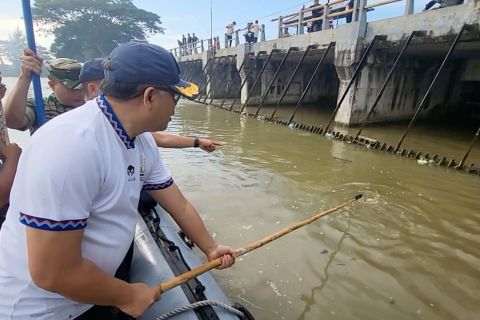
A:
0;79;9;145
155;194;363;297
0;106;9;145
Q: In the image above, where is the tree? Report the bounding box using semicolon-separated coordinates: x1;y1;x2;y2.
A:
33;0;164;61
0;28;54;76
2;27;26;67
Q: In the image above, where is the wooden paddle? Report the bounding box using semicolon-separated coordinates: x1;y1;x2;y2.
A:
155;194;363;297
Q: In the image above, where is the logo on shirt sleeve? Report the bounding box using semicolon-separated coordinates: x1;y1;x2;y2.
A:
140;155;145;182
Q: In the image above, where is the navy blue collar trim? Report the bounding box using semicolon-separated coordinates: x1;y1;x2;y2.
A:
96;93;135;149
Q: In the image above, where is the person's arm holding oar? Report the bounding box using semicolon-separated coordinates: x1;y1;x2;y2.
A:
151;132;225;152
155;194;363;295
148;184;236;269
4;48;43;130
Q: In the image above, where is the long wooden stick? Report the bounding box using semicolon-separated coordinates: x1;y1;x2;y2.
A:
155;194;363;296
0;82;9;145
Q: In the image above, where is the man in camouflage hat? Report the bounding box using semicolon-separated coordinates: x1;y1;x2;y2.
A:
4;48;85;134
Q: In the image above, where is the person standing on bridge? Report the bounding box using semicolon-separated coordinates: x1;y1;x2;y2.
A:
225;21;236;47
309;0;324;32
251;20;261;43
192;33;199;54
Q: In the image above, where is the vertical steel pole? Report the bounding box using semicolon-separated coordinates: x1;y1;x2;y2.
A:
269;44;317;120
240;49;279;113
287;42;334;125
394;25;466;152
228;51;264;111
324;35;384;133
254;47;296;117
356;31;422;138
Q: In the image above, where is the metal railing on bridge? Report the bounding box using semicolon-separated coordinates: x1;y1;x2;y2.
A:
170;25;266;58
273;0;416;38
170;37;221;58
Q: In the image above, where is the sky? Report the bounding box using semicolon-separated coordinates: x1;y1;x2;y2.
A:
0;0;425;54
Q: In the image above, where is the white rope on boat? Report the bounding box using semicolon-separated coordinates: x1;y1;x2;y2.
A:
155;300;244;319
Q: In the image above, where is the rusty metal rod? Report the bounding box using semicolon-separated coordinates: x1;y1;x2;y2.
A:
229;51;264;111
394;24;466;152
198;57;221;101
254;47;296;118
356;31;423;139
240;49;279;113
196;57;216;100
219;53;251;109
324;35;385;133
287;42;334;125
269;44;317;121
183;61;197;83
205;55;236;104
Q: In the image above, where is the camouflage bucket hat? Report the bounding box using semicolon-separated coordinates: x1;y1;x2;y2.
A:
45;58;82;89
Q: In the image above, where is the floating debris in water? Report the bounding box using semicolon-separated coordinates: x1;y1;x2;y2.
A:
389;297;395;304
288;123;295;129
267;281;283;297
333;156;353;162
321;249;329;254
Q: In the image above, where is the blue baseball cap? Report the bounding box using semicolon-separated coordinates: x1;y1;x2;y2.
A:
105;41;198;99
79;58;105;83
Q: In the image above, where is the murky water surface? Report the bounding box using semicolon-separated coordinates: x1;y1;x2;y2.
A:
4;78;479;320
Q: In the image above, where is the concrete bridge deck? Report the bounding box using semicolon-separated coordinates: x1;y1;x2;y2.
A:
176;1;480;128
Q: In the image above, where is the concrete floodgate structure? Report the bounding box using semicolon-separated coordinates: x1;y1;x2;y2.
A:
173;0;480;176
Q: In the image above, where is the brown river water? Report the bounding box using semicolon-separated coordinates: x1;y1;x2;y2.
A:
4;77;480;320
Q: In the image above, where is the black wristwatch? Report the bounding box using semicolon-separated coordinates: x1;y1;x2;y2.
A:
193;136;200;148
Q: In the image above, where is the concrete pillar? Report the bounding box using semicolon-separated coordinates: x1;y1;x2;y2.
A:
278;17;283;39
235;44;251;104
322;4;330;31
404;0;414;15
298;10;305;35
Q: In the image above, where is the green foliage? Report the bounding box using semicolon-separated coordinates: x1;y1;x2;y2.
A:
0;28;54;76
33;0;163;61
1;27;26;68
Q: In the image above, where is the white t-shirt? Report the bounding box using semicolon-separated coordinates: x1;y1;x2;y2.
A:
0;95;173;319
250;23;260;37
225;23;234;35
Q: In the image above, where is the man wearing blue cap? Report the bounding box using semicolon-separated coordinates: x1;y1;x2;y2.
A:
80;58;223;153
0;42;236;319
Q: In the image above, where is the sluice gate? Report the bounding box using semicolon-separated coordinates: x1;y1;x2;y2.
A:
176;1;480;176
